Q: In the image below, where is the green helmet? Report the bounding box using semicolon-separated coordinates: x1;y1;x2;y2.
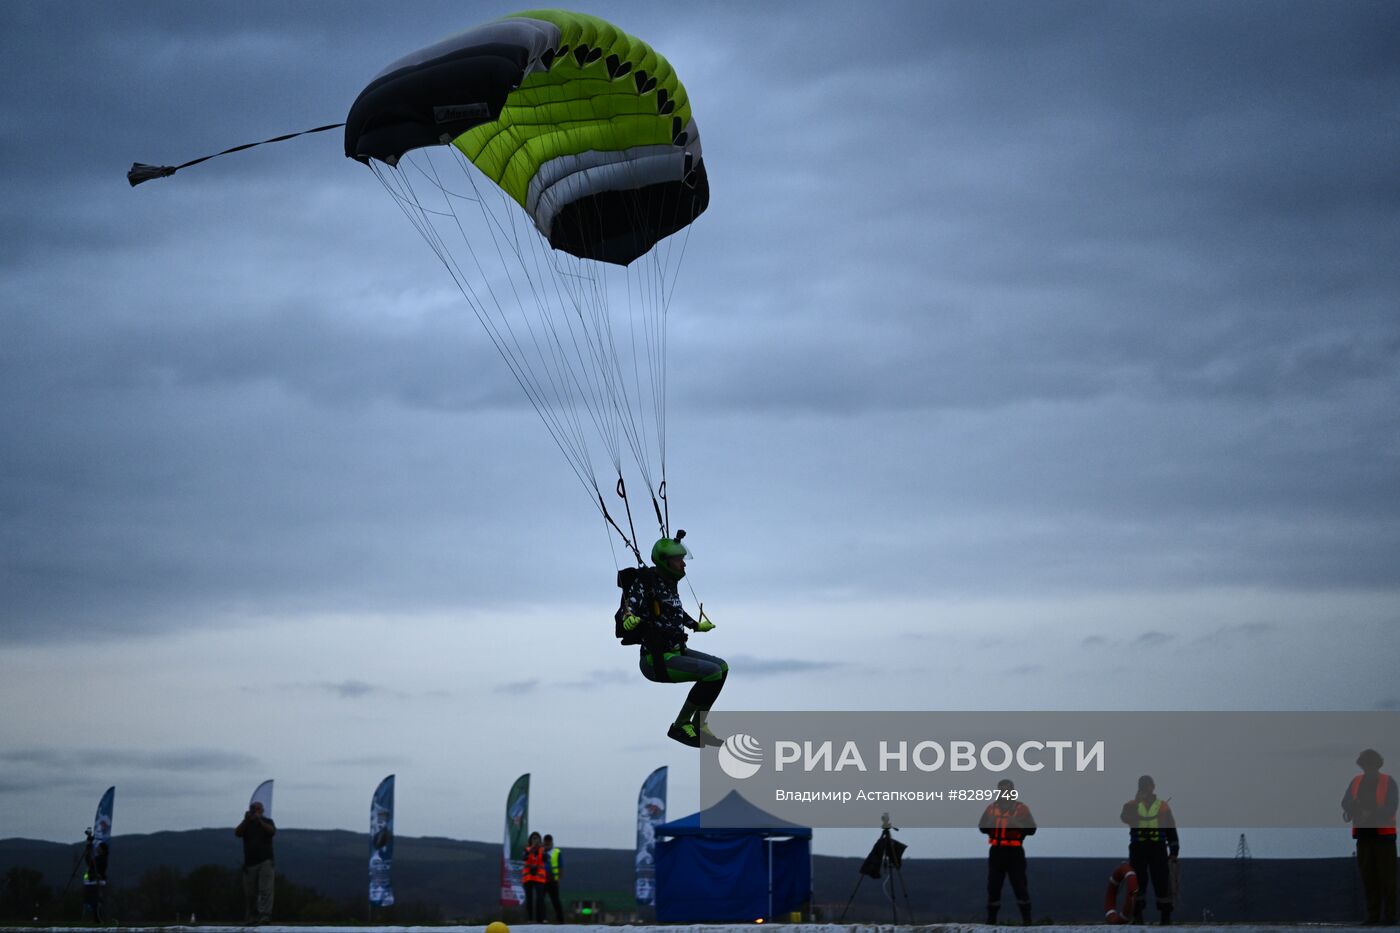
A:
651;531;691;579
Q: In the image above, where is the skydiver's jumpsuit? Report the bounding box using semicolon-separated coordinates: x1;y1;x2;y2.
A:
622;567;728;710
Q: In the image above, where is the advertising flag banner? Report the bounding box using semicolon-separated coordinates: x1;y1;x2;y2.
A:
500;773;529;908
635;767;666;906
92;787;115;846
369;775;395;908
249;779;274;819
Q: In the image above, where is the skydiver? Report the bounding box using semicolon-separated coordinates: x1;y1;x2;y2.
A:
619;532;728;748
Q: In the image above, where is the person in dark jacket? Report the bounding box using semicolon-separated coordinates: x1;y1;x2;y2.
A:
80;834;108;924
1342;748;1398;925
235;801;276;923
980;779;1036;924
1120;775;1179;925
619;533;728;748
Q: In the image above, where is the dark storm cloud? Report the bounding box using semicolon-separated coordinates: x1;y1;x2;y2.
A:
1;0;1397;644
691;0;1400;416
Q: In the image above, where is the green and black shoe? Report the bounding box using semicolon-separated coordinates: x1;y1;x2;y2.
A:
667;722;703;748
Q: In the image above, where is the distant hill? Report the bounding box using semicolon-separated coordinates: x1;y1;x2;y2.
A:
0;831;1364;923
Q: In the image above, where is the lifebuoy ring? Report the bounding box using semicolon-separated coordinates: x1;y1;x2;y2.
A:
1103;861;1138;924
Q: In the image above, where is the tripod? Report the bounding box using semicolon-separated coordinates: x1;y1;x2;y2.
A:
840;819;915;923
58;832;92;908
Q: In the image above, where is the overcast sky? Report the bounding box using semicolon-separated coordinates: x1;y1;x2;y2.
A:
2;0;1398;862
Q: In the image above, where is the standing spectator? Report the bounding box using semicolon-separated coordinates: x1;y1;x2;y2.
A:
1120;775;1179;925
1342;748;1398;926
235;801;276;924
81;832;108;924
979;779;1036;924
543;833;564;922
522;831;546;922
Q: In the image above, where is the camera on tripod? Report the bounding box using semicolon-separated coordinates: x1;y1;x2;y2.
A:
841;813;914;922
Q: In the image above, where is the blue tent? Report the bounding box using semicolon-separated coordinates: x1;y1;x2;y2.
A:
654;790;812;922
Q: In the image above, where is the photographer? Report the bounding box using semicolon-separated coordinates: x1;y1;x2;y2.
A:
234;801;276;923
80;830;108;924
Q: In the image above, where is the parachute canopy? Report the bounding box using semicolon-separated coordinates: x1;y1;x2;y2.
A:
345;9;709;266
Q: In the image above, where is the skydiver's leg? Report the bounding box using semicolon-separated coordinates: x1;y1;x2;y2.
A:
639;648;728;745
638;649;727;706
674;648;729;711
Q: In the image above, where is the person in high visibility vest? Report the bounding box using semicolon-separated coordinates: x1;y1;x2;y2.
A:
522;831;547;922
1119;775;1179;925
1341;748;1398;925
543;833;564;922
979;778;1037;924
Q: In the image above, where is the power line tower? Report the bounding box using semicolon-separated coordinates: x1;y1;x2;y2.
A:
1234;833;1253;919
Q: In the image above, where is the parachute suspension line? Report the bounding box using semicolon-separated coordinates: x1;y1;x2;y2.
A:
650;207;697;532
451;156;599;476
600;505;635;573
396;156;589;482
382;148;662;565
368;158;600;508
455;155;630;490
548;179;656;495
615;477;644;565
619;159;691;517
544;244;629;480
595;478;642;566
596;176;672;537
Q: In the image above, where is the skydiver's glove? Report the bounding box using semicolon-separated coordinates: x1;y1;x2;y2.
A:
621;614;642;632
695;619;715;633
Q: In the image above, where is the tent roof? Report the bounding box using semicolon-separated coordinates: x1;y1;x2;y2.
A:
656;790;813;838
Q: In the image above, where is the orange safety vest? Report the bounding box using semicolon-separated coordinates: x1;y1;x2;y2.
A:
984;802;1032;847
523;846;547;883
1347;772;1397;838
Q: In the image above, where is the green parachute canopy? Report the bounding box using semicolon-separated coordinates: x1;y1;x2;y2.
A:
345;9;708;266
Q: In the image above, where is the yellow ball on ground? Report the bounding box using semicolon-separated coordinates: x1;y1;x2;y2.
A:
486;922;509;933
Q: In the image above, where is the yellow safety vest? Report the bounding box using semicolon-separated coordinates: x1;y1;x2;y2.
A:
1137;800;1163;842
